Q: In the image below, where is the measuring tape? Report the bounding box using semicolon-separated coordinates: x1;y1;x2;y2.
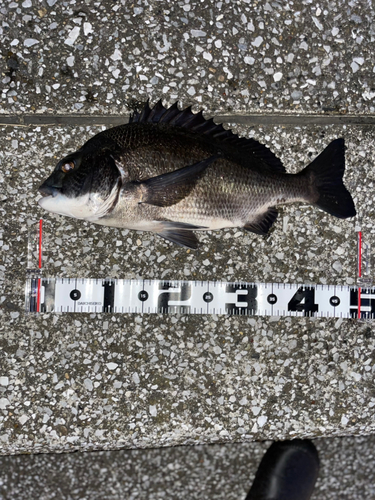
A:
25;220;374;318
25;277;375;318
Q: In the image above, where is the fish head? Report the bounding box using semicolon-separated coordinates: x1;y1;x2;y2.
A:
38;144;122;221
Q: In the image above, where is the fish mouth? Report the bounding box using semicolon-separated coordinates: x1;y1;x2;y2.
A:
38;185;61;198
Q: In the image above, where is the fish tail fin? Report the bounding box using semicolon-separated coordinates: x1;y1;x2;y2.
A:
301;138;356;219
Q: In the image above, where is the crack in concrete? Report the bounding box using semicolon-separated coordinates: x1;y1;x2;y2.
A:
1;114;375;127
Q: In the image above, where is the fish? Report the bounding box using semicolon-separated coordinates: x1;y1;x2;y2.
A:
38;100;356;249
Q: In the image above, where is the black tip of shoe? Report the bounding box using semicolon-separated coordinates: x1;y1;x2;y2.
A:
245;439;319;500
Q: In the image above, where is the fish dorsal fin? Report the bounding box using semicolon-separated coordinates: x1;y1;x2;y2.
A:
129;100;285;173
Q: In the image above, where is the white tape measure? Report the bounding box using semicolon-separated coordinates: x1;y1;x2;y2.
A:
25;277;374;318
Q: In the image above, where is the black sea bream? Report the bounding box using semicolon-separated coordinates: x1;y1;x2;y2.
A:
38;100;356;249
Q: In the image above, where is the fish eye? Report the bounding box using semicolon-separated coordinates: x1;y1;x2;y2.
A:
61;161;75;173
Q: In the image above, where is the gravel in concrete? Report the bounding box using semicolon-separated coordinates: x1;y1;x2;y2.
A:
1;0;375;116
1;122;374;456
1;436;375;499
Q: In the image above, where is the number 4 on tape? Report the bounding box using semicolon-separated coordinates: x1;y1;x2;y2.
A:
25;278;375;319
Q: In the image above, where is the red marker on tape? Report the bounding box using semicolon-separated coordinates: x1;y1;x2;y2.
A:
358;230;362;318
37;219;43;313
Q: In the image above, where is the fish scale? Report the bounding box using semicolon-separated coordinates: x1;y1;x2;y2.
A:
107;127;306;224
38;100;356;249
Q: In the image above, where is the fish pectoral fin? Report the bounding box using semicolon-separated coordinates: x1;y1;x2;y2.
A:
156;221;207;249
243;207;278;235
138;156;218;207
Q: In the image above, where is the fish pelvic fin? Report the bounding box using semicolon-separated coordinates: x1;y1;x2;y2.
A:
155;221;207;249
243;207;278;235
300;139;356;219
138;156;218;207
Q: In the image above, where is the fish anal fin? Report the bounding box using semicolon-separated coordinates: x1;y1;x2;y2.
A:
243;208;278;235
139;155;218;207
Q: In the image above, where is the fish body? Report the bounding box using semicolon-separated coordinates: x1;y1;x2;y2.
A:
38;100;356;249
